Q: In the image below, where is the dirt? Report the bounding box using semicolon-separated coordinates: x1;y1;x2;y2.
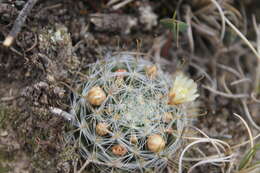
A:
0;0;260;173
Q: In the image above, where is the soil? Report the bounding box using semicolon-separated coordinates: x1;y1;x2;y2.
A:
0;0;260;173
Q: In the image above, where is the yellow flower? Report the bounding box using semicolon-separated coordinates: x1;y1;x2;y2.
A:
168;73;199;105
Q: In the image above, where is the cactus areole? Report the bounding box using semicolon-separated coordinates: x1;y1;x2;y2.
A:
68;53;198;172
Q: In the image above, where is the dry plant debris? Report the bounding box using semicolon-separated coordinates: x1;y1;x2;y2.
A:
0;0;260;172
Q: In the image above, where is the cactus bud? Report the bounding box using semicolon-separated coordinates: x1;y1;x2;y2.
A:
96;122;109;136
146;65;157;79
130;135;138;144
165;128;174;134
115;69;127;86
68;54;199;171
115;69;127;78
112;144;127;156
86;86;106;106
147;134;165;152
162;112;173;123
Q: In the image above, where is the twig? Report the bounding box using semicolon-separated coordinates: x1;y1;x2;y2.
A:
25;32;37;52
107;0;120;6
111;0;133;10
49;107;74;121
9;47;24;56
38;3;62;14
0;96;21;102
3;0;39;47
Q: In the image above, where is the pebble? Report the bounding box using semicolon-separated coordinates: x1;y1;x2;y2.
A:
0;130;8;137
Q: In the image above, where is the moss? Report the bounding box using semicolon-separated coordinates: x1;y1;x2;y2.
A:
0;102;65;172
60;144;79;163
38;24;72;55
0;149;15;162
0;165;11;173
0;105;11;129
0;147;15;173
0;104;22;131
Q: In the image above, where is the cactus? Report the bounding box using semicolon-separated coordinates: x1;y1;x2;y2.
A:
67;53;199;172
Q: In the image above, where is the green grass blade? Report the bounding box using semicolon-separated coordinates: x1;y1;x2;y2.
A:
239;144;260;170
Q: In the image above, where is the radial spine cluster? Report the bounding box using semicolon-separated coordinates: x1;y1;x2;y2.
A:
68;53;199;172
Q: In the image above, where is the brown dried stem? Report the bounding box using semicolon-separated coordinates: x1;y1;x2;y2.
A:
3;0;39;47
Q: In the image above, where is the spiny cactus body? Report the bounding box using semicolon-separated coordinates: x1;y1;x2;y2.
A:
67;53;199;172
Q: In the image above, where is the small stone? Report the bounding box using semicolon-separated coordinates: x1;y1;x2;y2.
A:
0;130;8;137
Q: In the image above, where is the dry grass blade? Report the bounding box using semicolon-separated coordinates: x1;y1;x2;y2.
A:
224;18;260;60
233;113;254;148
251;93;260;103
232;133;260;149
252;15;260;93
188;155;234;173
109;0;134;10
207;0;259;59
202;85;249;98
241;100;260;131
178;138;232;173
77;159;90;173
178;126;232;173
210;0;225;41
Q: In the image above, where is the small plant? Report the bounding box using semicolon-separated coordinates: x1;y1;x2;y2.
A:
67;53;199;172
160;12;188;47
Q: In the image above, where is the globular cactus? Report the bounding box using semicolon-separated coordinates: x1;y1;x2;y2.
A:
67;53;199;172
